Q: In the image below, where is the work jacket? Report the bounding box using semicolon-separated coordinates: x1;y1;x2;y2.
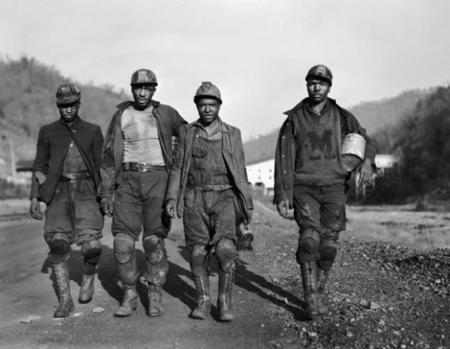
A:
30;117;104;204
100;100;186;199
274;98;376;206
165;118;253;221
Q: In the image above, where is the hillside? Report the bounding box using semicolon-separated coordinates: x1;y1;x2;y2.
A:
0;57;128;162
243;89;432;165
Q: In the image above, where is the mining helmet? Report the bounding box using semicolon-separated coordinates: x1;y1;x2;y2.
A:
194;81;222;104
305;64;333;86
130;69;158;86
341;133;366;172
56;83;81;105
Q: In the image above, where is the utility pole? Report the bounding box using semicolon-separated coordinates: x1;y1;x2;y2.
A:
9;138;16;182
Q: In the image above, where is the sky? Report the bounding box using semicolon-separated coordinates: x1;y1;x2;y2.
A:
1;0;449;140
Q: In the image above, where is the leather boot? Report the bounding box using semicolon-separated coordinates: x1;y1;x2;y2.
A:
317;267;330;294
53;261;74;318
300;261;328;319
147;284;164;317
114;254;138;317
190;274;211;319
114;285;138;317
218;267;234;322
78;262;96;304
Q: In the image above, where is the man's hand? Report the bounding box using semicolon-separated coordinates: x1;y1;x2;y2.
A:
100;198;114;217
29;198;43;220
359;159;374;186
276;199;292;219
165;199;177;218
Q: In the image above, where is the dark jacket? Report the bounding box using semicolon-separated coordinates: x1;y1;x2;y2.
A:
274;98;376;205
165;118;253;221
30;117;104;204
100;100;187;199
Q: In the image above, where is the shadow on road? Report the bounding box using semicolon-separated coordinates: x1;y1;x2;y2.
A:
176;245;308;320
40;242;309;320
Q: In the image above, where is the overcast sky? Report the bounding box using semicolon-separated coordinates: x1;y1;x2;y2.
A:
1;0;449;140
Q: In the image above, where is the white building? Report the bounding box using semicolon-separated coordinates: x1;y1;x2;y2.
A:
246;154;398;192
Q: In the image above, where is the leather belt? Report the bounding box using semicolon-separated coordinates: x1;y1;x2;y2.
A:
59;172;92;182
122;162;166;173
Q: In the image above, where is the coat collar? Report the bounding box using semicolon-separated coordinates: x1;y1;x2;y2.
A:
192;117;230;134
284;97;336;116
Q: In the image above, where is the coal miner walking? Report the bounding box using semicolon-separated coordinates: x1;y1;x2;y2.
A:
29;83;105;318
274;65;376;319
165;82;253;321
100;69;186;317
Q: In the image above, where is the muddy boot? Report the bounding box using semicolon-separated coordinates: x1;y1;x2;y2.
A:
114;254;138;317
114;285;138;317
218;268;234;322
78;263;96;304
146;284;163;317
317;268;330;294
190;274;211;319
300;261;328;319
53;261;74;318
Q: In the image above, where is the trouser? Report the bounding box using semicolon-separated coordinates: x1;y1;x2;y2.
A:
44;178;103;264
293;183;346;271
112;170;170;287
183;188;237;250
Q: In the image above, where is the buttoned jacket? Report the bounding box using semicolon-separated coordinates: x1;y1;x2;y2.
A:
30;117;103;204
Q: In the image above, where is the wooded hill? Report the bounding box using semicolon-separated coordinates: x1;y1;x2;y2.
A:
244;89;433;165
0;57;128;162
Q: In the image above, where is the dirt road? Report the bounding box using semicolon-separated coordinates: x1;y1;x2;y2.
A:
0;201;449;348
0;208;291;349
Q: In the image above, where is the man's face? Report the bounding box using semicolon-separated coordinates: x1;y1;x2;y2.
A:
132;84;156;109
196;98;221;125
58;102;80;122
307;79;331;104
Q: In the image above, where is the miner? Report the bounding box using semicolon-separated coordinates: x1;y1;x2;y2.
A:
29;83;104;318
100;69;186;317
274;65;375;318
165;82;253;321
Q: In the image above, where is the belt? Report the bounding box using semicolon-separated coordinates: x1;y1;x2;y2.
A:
59;172;92;182
122;162;166;172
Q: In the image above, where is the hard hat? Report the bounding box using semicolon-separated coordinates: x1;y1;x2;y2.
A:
341;133;366;172
130;69;158;86
305;64;333;86
193;81;222;104
56;83;81;105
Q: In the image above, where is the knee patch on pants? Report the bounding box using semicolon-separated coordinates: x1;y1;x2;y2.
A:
81;239;102;265
318;239;338;271
143;235;167;265
190;244;208;276
48;238;71;264
113;234;135;264
215;238;236;272
296;229;320;263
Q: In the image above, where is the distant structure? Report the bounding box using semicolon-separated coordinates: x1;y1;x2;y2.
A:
246;159;275;195
246;154;399;197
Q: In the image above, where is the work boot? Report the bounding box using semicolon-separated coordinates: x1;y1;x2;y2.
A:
52;261;74;318
190;274;211;319
78;263;96;304
317;267;330;294
218;267;234;322
300;261;328;319
114;285;138;317
147;284;164;317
